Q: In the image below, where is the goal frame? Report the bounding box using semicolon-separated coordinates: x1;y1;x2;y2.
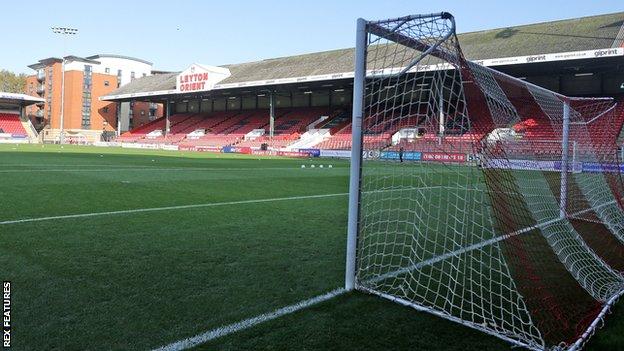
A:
344;13;623;351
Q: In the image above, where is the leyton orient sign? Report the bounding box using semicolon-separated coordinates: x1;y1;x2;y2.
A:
176;64;231;93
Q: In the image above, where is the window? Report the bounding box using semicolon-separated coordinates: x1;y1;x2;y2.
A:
103;107;109;113
82;66;93;129
130;71;135;80
142;73;147;77
104;81;110;86
105;68;110;74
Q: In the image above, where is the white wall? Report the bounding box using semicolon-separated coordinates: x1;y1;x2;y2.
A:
95;57;152;85
64;56;152;86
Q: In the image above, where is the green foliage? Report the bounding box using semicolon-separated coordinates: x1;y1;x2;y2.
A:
0;69;27;93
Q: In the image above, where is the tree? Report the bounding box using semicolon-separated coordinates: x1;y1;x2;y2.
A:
0;69;27;94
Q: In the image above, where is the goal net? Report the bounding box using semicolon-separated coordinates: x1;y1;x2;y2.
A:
346;12;624;350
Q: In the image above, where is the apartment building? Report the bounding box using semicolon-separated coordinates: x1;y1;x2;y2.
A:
25;54;163;141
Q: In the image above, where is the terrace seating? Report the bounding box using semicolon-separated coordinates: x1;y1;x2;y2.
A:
178;134;242;148
388;134;476;154
0;113;28;136
115;107;346;149
317;110;350;133
236;135;299;149
117;114;197;144
231;108;329;149
274;107;329;134
314;133;392;150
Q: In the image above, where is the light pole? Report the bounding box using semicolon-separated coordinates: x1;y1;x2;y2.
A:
51;27;78;144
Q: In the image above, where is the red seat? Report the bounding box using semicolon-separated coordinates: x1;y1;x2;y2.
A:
0;113;27;136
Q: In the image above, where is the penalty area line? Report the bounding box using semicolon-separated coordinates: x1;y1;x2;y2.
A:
0;192;347;225
151;288;346;351
1;186;442;226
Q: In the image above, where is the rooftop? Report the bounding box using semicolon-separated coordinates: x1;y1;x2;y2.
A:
106;11;624;99
0;92;45;106
28;54;152;70
85;54;153;66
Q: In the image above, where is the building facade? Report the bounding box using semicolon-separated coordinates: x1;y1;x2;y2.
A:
25;54;163;140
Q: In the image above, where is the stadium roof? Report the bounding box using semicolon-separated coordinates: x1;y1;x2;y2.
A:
0;92;45;106
28;56;100;70
28;54;151;70
103;11;624;101
85;54;153;66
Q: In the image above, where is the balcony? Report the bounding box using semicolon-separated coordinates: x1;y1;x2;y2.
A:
37;71;45;82
36;85;45;95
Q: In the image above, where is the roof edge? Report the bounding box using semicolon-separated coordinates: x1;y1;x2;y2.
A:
86;54;153;66
458;11;624;36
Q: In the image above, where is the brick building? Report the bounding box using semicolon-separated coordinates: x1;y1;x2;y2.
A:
25;54;163;142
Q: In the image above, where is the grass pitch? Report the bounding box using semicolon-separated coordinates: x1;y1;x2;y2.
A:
1;144;622;350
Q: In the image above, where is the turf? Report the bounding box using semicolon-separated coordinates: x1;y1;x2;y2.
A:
1;143;622;350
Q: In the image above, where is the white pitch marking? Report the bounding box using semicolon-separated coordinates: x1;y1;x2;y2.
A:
0;192;348;225
0;164;158;167
0;187;441;226
152;288;346;351
0;167;333;173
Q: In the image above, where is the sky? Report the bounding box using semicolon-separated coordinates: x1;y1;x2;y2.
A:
1;0;623;74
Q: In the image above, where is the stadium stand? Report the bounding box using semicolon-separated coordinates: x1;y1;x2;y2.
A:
235;108;329;148
388;134;476;154
0;113;28;136
313;111;421;150
117;107;336;149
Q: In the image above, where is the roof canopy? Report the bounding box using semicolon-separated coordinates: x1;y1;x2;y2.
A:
102;11;624;102
0;92;45;107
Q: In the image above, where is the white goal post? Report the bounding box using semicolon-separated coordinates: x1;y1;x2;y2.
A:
345;12;624;351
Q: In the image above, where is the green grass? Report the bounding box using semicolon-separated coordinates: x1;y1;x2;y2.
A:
1;143;622;350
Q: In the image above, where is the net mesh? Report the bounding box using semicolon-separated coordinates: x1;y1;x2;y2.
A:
353;13;624;350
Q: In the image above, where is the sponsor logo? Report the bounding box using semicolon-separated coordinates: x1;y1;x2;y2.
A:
582;162;623;173
298;149;321;157
221;146;251;154
422;152;466;163
380;151;421;161
525;55;546;63
362;150;381;159
484;159;556;171
319;150;351;158
277;151;309;158
594;49;619;57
